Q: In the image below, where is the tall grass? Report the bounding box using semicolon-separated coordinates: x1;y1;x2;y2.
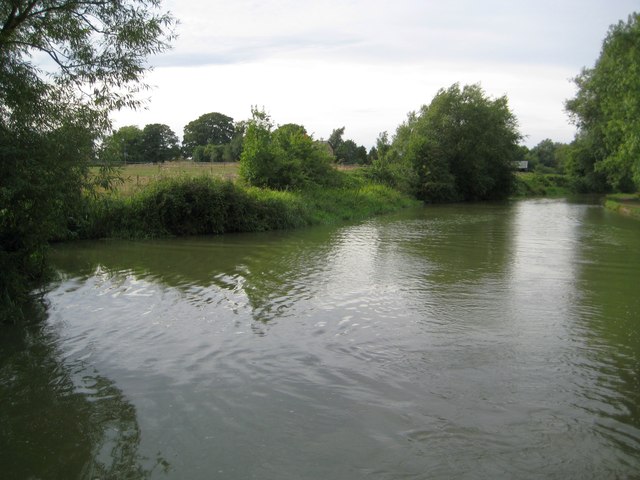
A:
73;172;419;241
300;183;417;224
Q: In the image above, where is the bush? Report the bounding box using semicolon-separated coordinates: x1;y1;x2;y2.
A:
240;110;337;190
77;176;313;239
143;177;228;235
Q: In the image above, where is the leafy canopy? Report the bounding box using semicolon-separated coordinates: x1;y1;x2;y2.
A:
374;83;520;202
141;123;180;163
0;1;175;321
566;12;640;191
327;126;369;165
1;1;175;128
182;112;235;157
100;125;145;164
524;139;567;173
240;108;336;190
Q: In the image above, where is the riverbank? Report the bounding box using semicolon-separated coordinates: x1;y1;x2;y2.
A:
512;172;572;197
78;167;584;241
71;170;420;241
604;193;640;219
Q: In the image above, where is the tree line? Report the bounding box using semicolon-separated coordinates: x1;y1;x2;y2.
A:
101;112;375;165
102;106;573;182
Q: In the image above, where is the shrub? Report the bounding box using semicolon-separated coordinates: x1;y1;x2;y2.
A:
240;109;337;190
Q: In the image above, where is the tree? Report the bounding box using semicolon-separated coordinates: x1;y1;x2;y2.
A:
375;131;392;160
182;112;235;157
563;133;610;193
327;127;345;155
327;126;368;164
524;138;565;173
554;143;571;175
192;144;215;162
100;126;145;164
224;121;246;162
369;129;417;194
566;13;640;191
101;124;181;165
240;109;335;189
381;84;520;202
239;108;276;186
141;123;180;163
0;1;175;321
531;139;557;169
335;139;368;165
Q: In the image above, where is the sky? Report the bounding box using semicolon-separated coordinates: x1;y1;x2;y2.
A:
112;0;640;148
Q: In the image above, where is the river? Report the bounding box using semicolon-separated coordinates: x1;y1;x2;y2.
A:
1;198;639;479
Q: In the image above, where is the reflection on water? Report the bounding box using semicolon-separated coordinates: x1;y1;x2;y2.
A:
573;204;640;462
2;198;640;479
0;316;170;479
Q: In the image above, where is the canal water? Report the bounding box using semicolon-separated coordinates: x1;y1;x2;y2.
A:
1;198;639;479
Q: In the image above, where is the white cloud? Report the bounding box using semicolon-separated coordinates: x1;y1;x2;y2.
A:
112;0;639;147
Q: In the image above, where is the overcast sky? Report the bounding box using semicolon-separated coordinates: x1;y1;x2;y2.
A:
112;0;639;148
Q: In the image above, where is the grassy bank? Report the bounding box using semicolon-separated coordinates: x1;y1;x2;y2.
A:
604;193;640;219
512;173;573;197
79;167;577;242
72;171;419;241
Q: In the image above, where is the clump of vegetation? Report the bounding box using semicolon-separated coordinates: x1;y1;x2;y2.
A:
72;172;418;241
99;111;247;165
369;83;521;203
240;108;339;190
565;13;640;193
100;124;181;165
520;139;570;174
76;177;304;239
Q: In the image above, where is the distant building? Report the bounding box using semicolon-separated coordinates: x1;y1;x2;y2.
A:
514;160;529;171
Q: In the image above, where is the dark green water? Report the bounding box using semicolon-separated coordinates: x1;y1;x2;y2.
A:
1;198;639;479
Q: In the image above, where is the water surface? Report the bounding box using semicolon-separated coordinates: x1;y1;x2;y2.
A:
1;198;639;479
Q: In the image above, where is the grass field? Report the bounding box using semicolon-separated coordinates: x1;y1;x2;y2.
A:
92;161;364;196
92;161;240;195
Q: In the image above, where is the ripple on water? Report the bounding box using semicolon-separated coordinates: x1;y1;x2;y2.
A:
32;200;640;479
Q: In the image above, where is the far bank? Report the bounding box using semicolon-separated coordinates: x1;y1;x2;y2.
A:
78;164;607;243
71;167;420;241
604;194;640;219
